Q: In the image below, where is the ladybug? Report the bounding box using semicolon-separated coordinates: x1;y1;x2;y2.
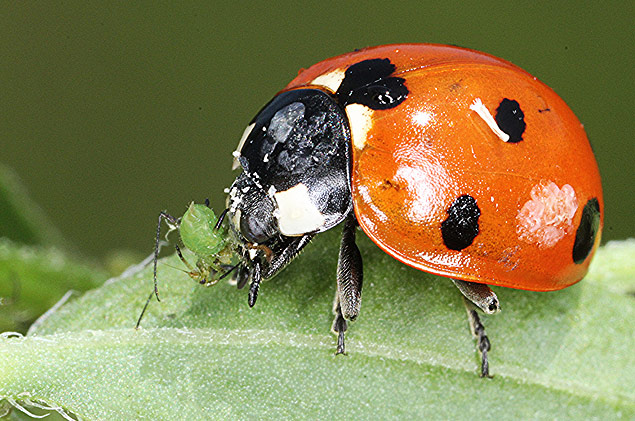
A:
223;44;603;377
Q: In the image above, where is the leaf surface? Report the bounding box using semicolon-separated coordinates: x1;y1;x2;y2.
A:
1;234;633;420
0;239;106;333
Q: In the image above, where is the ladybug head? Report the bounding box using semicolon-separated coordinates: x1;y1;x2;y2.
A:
226;89;353;250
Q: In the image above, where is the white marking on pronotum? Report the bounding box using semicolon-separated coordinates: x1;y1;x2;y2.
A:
310;68;346;93
232;123;255;170
273;183;325;236
516;181;578;248
268;185;280;219
470;98;510;142
345;103;374;150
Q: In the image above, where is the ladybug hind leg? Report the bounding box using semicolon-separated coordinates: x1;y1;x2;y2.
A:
452;279;500;315
452;279;500;378
332;214;363;355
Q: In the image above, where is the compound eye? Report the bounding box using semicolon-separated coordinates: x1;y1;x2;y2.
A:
240;206;277;243
232;182;278;244
228;173;280;244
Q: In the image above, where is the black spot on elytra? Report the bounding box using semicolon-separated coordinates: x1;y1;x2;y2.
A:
572;198;601;264
496;98;526;143
336;58;408;110
441;195;481;251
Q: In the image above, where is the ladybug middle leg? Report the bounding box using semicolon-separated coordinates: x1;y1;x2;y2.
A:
332;214;363;355
452;279;500;377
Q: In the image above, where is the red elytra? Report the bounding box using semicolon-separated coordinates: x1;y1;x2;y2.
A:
285;44;603;292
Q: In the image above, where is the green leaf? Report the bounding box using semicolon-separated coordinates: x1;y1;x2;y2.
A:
585;238;635;295
1;233;633;420
0;165;66;248
0;239;107;333
0;165;106;334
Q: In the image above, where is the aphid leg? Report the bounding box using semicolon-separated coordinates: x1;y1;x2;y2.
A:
218;263;240;281
136;291;155;329
332;214;363;355
173;243;212;285
452;279;499;378
153;211;180;300
136;211;179;329
174;244;197;274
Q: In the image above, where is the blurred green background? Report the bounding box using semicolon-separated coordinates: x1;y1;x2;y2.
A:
1;2;633;259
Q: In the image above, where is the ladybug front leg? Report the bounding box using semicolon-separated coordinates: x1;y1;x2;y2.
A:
244;234;314;307
261;234;314;279
247;262;262;307
332;214;363;355
452;279;500;377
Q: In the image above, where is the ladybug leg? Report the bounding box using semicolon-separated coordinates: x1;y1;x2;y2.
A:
332;214;363;355
235;264;250;289
332;299;347;354
452;279;500;314
452;280;499;378
245;234;313;306
462;298;493;378
261;235;314;279
247;262;262;307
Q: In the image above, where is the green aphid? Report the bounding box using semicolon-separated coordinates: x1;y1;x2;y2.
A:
178;202;236;286
136;201;237;328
